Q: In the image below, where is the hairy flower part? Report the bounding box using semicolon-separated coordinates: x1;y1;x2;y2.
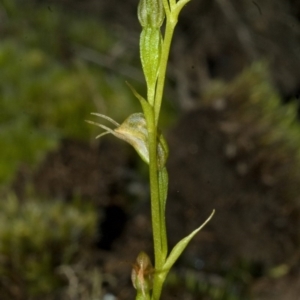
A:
86;112;168;169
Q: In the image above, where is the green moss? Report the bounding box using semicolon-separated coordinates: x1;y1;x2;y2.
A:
0;194;97;298
0;2;141;186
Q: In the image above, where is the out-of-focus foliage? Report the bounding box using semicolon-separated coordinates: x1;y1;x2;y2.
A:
203;63;300;191
0;194;98;299
200;62;300;296
165;63;300;300
166;266;250;300
0;41;92;184
0;1;141;186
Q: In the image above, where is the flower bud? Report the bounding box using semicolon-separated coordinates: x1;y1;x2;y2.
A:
131;251;153;297
138;0;165;28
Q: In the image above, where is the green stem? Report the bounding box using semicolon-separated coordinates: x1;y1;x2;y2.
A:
136;292;151;300
152;271;165;300
148;85;155;107
150;7;179;300
147;113;163;269
147;2;194;300
151;169;168;300
147;112;166;300
154;16;177;125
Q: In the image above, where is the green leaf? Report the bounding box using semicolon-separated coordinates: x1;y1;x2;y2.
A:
174;0;193;15
157;133;168;169
126;81;153;120
163;210;215;273
158;167;168;260
140;27;162;104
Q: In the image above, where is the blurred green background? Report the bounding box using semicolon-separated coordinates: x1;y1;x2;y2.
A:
0;1;140;299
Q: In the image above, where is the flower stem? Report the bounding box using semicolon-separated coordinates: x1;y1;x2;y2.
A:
154;15;177;125
147;112;163;268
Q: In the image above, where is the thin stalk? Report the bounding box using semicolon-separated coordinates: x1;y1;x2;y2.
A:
151;244;166;300
147;113;166;300
154;17;177;125
148;85;155;107
150;8;178;300
147;114;163;269
151;276;164;300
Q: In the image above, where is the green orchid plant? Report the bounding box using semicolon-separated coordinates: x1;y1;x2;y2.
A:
87;0;215;299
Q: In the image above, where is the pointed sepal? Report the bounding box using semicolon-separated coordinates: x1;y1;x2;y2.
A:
162;210;215;279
